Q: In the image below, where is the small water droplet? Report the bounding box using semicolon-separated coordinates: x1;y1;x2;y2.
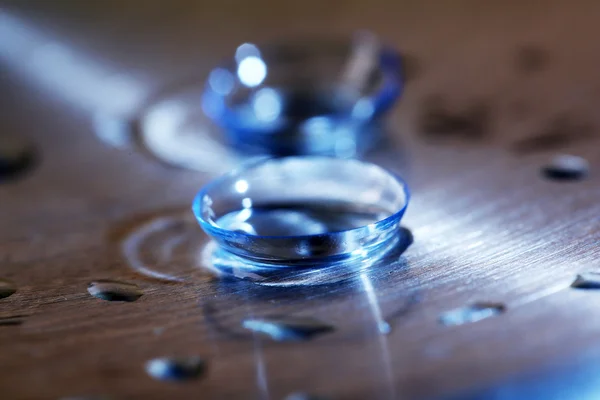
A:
571;273;600;289
87;280;143;302
60;396;111;400
0;135;37;182
0;279;17;299
145;356;206;382
439;302;505;326
0;315;25;326
285;393;330;400
242;316;334;341
542;155;589;181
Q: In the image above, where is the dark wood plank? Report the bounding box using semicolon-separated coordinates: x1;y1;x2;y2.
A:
0;1;599;399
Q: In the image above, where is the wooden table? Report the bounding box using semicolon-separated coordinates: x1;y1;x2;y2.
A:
1;1;599;399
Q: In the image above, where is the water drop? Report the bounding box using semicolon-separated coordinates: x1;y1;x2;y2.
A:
0;315;24;326
571;273;600;289
242;316;334;341
145;356;206;382
542;154;589;181
439;302;505;326
87;280;143;302
0;279;17;299
0;135;37;182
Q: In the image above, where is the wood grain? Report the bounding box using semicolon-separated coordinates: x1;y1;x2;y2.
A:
0;1;599;399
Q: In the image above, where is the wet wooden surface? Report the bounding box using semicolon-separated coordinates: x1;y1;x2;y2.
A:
1;1;600;399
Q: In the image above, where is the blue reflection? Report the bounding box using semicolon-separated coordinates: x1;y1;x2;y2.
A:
237;56;267;87
234;179;249;193
252;88;282;122
235;43;261;63
445;353;600;400
334;136;357;158
301;116;333;136
351;98;375;120
208;68;234;95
